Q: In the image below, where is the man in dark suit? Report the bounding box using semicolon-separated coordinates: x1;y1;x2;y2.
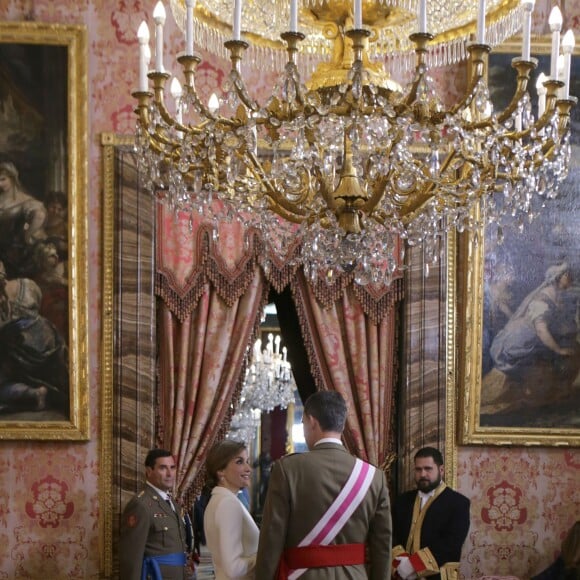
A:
392;447;470;580
119;449;191;580
255;390;392;579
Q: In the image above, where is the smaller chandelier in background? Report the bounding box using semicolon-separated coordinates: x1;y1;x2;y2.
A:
133;0;576;287
228;333;297;443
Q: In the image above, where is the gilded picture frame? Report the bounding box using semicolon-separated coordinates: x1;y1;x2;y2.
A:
458;37;580;446
0;22;88;440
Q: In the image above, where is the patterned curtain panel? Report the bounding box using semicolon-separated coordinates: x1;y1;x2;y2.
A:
157;274;267;501
155;206;268;501
291;270;402;471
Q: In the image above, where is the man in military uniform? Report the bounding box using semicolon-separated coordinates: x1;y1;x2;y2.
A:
255;390;392;579
119;448;192;580
392;447;470;580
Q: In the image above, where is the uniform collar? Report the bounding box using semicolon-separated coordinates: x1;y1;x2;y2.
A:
146;482;171;501
314;437;343;446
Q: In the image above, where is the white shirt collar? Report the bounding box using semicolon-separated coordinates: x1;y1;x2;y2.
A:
146;482;171;501
314;437;343;446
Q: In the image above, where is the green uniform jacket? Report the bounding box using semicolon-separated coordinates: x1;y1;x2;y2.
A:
119;485;189;580
255;442;392;579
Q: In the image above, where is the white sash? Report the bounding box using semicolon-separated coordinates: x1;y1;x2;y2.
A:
288;458;376;580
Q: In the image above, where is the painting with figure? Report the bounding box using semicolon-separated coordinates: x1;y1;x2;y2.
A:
0;22;88;440
479;50;580;429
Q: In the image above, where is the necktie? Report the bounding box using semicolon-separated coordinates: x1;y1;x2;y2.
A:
165;492;175;511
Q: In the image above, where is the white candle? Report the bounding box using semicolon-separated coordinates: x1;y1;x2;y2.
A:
290;0;298;33
536;72;547;116
354;0;362;29
561;30;575;99
521;0;535;60
153;1;166;72
137;20;150;91
233;0;242;40
185;0;195;55
418;0;427;34
548;6;563;80
476;0;486;44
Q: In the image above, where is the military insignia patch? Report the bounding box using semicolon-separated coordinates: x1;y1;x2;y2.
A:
127;514;137;528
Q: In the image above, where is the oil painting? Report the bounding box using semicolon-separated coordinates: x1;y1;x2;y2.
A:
459;38;580;445
0;22;88;440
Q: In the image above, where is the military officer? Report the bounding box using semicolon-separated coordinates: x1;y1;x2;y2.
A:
119;449;191;580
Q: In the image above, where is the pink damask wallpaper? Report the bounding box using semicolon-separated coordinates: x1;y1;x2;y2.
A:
0;0;578;578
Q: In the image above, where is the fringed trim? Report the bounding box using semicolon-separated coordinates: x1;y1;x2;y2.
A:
289;275;330;395
352;276;404;326
304;271;353;310
155;272;208;323
261;239;302;293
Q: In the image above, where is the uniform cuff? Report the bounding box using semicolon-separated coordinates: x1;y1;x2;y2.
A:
408;548;439;577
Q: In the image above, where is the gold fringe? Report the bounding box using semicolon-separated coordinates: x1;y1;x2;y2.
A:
352;277;404;325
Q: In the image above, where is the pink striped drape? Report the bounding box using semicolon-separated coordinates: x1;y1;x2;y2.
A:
292;271;398;469
157;272;266;500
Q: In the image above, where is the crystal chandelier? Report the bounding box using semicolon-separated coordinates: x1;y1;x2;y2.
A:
227;333;297;442
133;0;576;287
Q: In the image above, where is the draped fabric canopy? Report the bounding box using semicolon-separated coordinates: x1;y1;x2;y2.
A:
155;203;403;501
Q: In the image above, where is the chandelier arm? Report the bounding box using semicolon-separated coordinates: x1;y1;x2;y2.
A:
555;96;577;135
224;39;261;113
183;84;218;121
243;151;310;221
495;58;537;125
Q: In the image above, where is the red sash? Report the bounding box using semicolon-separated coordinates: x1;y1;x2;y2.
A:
277;544;366;580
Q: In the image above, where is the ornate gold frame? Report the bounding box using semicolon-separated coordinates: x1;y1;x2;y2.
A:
0;22;88;440
457;37;580;446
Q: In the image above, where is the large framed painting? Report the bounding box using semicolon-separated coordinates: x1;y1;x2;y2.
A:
458;37;580;446
0;22;88;439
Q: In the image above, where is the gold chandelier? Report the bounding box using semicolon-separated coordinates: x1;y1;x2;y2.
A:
133;0;576;286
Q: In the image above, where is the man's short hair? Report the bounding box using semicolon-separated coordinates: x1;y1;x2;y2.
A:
414;446;444;466
145;448;173;469
304;391;347;433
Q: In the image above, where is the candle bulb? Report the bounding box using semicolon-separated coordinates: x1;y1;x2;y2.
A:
562;30;575;99
290;0;298;32
418;0;427;33
233;0;242;40
185;0;195;55
354;0;362;29
137;20;150;91
476;0;486;44
549;6;563;80
521;0;535;60
170;77;183;124
536;72;547;117
208;93;220;114
153;1;166;72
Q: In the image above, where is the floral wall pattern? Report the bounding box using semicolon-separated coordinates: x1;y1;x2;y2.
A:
0;0;578;578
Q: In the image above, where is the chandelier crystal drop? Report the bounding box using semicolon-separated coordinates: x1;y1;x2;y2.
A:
227;333;297;443
133;0;576;287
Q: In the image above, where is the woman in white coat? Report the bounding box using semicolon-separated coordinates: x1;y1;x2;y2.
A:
203;440;259;579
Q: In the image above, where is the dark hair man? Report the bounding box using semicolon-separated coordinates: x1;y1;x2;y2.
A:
392;446;470;580
256;390;392;579
119;449;192;580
